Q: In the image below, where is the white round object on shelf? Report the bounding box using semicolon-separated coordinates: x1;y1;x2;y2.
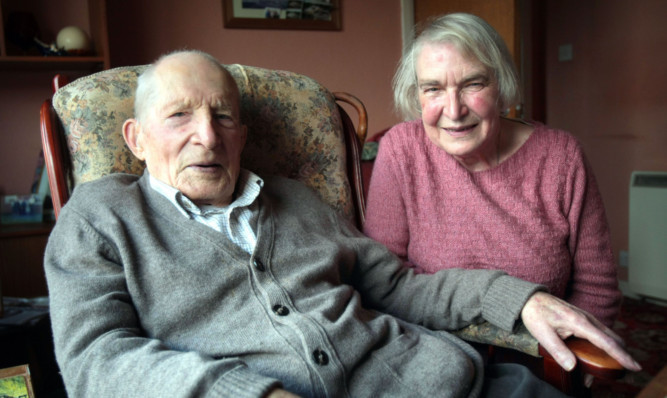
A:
56;26;91;52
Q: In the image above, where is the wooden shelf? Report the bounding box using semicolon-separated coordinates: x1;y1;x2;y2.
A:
0;0;109;71
0;55;106;70
0;222;54;238
0;0;104;299
0;222;53;298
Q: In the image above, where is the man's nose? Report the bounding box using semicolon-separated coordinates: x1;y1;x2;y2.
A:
195;116;220;149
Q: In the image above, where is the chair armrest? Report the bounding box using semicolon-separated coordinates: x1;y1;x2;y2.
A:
549;338;626;380
333;92;367;144
455;322;626;381
452;322;540;357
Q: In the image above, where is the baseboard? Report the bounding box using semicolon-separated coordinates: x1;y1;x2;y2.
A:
619;280;638;299
620;279;667;307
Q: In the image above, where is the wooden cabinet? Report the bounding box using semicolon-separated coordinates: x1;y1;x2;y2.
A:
414;0;520;63
0;223;53;298
0;1;108;297
0;0;109;70
0;0;110;200
412;0;546;121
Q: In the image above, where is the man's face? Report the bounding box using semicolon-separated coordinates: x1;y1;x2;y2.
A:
132;55;246;207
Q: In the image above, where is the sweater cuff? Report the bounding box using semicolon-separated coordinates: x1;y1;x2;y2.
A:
482;275;547;331
208;365;282;398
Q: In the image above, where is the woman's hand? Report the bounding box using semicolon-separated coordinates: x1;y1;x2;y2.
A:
520;292;641;373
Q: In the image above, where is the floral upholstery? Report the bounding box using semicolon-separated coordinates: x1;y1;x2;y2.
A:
453;322;539;357
52;64;355;222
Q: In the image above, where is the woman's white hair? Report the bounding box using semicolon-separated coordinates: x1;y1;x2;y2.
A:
393;13;521;120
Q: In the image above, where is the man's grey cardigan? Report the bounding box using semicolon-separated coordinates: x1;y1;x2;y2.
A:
44;172;541;398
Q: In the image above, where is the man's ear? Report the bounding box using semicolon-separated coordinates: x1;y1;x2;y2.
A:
122;118;146;160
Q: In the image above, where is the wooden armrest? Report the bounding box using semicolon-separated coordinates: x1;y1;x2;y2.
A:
333;92;368;143
541;337;626;380
456;322;626;381
455;322;625;394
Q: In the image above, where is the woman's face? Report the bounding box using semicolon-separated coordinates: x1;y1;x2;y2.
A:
416;42;502;170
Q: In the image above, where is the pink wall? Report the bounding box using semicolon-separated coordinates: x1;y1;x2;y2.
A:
106;0;403;136
545;0;667;278
0;0;404;196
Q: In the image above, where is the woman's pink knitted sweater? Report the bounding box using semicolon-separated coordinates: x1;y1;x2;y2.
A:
363;120;621;327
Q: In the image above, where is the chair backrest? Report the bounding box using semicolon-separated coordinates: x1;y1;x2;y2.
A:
40;64;367;227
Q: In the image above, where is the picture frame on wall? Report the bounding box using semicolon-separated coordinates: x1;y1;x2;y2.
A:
223;0;341;30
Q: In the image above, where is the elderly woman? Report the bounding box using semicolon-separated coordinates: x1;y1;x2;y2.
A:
363;13;621;327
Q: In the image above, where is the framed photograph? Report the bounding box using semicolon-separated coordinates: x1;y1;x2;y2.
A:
223;0;341;30
0;365;35;398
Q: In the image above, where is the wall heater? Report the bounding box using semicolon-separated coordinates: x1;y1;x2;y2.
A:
628;171;667;301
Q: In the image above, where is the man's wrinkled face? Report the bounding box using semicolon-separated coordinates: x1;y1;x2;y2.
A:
129;55;246;207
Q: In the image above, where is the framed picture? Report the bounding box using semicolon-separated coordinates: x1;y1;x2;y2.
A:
223;0;341;30
0;365;35;398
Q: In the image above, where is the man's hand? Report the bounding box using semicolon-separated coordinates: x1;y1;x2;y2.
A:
266;388;301;398
521;292;641;373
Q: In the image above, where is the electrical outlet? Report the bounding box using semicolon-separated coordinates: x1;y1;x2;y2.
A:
558;44;573;62
619;250;629;267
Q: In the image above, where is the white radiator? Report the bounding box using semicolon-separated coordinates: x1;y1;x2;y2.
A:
628;171;667;301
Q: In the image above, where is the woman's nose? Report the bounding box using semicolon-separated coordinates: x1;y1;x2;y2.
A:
443;91;467;120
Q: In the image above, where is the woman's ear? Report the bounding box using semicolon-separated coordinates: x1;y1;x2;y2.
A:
122;118;146;160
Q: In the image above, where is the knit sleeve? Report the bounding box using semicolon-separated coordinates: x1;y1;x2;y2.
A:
562;139;621;327
363;124;414;268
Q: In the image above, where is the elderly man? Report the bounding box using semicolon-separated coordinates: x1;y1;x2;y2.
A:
44;50;639;398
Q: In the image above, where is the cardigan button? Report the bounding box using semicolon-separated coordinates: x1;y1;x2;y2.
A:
312;349;329;366
273;305;290;316
253;259;265;272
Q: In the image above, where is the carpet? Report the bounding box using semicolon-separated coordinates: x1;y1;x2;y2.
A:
591;296;667;397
